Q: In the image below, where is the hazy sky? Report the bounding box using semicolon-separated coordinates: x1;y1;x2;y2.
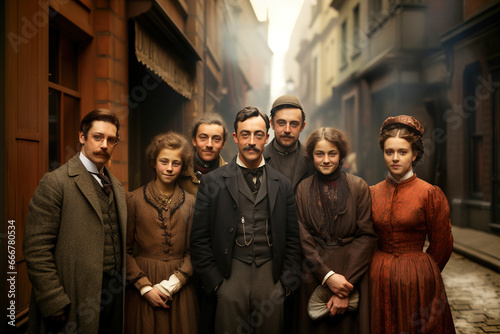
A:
250;0;305;96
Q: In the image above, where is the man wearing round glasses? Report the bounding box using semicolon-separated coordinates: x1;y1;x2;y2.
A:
81;125;120;170
23;109;126;334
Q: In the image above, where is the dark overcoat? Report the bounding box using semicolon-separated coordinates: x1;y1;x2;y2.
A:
23;154;127;333
294;173;378;334
263;139;315;193
190;157;302;294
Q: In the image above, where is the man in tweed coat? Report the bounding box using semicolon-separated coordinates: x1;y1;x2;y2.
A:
23;109;126;333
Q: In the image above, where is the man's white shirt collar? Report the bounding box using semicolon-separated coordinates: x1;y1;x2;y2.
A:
80;152;105;186
236;153;265;169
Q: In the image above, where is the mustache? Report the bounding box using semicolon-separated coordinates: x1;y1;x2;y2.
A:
94;151;110;158
279;134;295;138
243;145;261;153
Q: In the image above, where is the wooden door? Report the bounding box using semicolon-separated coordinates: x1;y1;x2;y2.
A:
5;0;49;328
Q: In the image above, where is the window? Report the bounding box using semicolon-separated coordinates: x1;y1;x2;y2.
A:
206;0;221;61
341;20;348;68
463;62;484;197
370;0;382;14
493;72;500;225
325;41;334;83
345;96;357;150
48;24;81;170
310;0;322;24
353;4;361;57
312;56;318;103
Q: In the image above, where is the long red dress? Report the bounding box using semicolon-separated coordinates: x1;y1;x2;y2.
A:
369;174;455;334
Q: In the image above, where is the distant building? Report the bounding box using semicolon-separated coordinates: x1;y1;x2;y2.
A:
285;0;339;139
219;0;273;157
285;0;500;234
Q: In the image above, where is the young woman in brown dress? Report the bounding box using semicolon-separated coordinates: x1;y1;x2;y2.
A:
370;115;455;333
125;132;198;334
295;127;377;334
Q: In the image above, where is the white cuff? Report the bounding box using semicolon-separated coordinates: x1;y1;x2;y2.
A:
322;271;335;286
157;274;182;296
140;285;153;296
153;283;172;298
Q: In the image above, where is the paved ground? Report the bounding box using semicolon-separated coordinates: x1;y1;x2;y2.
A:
443;252;500;333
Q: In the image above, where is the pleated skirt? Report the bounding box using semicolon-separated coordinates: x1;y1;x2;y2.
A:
370;250;455;334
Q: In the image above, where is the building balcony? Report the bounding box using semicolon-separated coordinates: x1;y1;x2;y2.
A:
336;1;428;86
366;2;427;63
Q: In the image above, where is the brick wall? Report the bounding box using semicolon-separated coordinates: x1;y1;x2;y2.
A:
94;0;129;189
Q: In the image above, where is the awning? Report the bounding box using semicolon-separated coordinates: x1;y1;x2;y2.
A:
135;22;193;99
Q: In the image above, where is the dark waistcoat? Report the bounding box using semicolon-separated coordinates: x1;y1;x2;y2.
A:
93;177;122;275
232;168;273;266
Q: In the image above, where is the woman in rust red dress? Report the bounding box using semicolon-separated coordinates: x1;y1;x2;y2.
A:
125;132;198;334
295;127;377;334
370;115;455;333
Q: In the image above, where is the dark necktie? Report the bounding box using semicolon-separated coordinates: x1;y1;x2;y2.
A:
241;166;264;197
90;172;112;194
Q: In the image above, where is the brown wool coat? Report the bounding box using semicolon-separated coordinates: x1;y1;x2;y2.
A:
294;172;378;334
23;154;127;334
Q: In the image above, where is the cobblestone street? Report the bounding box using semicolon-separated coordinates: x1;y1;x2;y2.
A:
443;253;500;333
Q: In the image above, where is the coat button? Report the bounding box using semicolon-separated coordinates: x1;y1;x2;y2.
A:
229;227;234;233
224;248;229;255
233;204;237;209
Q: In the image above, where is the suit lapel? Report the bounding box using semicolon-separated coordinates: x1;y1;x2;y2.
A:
254;169;267;204
236;168;255;203
224;160;239;205
266;165;279;216
69;155;104;224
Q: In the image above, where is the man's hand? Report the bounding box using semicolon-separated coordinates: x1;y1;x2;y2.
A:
326;295;349;317
325;273;353;298
143;287;170;308
44;307;68;332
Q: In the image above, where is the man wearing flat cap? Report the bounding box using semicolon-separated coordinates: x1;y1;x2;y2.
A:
263;95;315;193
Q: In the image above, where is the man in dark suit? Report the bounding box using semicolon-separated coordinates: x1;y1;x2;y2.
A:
23;109;126;333
190;106;302;334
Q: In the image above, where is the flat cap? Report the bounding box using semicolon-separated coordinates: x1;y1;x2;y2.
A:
270;95;303;115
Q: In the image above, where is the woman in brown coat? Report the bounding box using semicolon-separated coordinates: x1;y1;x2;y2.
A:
125;132;198;334
295;127;377;334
